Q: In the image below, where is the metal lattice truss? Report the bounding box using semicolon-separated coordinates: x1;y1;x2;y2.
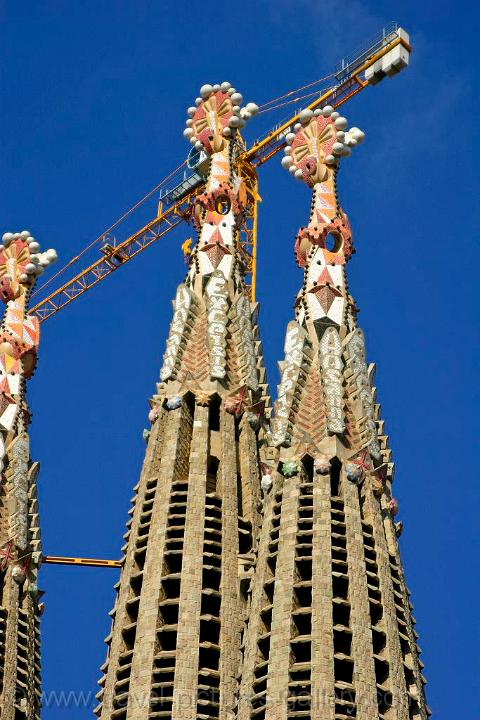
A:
31;25;410;323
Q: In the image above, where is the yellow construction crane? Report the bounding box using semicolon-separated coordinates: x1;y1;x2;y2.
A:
31;23;410;322
32;24;411;568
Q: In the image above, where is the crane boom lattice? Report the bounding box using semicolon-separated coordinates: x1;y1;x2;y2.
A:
30;24;410;323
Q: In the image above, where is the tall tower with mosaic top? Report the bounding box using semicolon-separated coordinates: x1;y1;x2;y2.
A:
0;231;57;719
96;82;428;720
238;105;429;720
95;82;272;720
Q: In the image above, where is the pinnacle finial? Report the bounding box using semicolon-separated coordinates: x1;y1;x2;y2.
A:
281;106;365;186
184;83;259;155
0;231;57;293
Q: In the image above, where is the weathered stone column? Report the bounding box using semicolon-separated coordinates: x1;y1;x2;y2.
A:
362;482;409;719
265;474;299;720
237;475;279;720
343;473;378;718
311;468;335;719
219;409;240;720
172;403;209;720
127;403;192;717
98;409;168;717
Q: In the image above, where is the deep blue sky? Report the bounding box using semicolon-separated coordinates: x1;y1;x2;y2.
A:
1;1;478;717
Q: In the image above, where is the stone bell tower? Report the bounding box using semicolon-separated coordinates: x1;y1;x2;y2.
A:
96;88;429;720
95;82;271;720
238;106;429;720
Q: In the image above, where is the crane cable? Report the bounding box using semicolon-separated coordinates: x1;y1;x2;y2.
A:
32;72;337;301
31;159;187;299
256;71;337;114
257;86;335;115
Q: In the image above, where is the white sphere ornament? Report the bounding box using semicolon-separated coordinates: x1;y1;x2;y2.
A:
187;106;196;117
20;230;30;238
299;108;314;124
183;128;193;139
325;154;336;165
195;97;202;106
341;146;352;157
231;92;243;105
19;273;29;283
194;140;203;150
25;263;36;274
186;119;193;127
12;565;26;584
237;117;246;128
213;83;220;92
232;105;241;115
245;102;259;115
261;475;272;492
227;87;235;95
200;84;213;98
294;168;304;179
322;105;334;116
334;116;348;129
221;81;231;91
331;111;340;120
229;116;242;128
2;233;14;243
28;241;40;252
284;145;291;155
288;164;297;174
332;142;344;155
350;127;365;143
222;127;232;137
46;249;58;262
336;131;345;142
190;136;197;145
286;133;295;144
281;156;293;169
294;122;302;132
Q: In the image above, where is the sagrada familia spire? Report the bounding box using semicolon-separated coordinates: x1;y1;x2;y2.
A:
0;73;428;720
95;82;271;720
93;82;429;720
0;234;57;718
239;107;429;720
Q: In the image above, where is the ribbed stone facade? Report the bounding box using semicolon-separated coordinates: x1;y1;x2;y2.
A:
0;444;42;720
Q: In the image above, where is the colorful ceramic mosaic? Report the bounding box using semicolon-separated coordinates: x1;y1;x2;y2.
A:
0;231;57;475
273;105;388;487
160;83;264;398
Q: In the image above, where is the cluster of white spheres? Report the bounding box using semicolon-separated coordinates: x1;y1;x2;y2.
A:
281;104;366;178
0;231;58;284
183;83;260;150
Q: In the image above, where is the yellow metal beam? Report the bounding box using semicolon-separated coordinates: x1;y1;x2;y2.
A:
30;189;199;322
244;35;410;167
42;555;122;569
